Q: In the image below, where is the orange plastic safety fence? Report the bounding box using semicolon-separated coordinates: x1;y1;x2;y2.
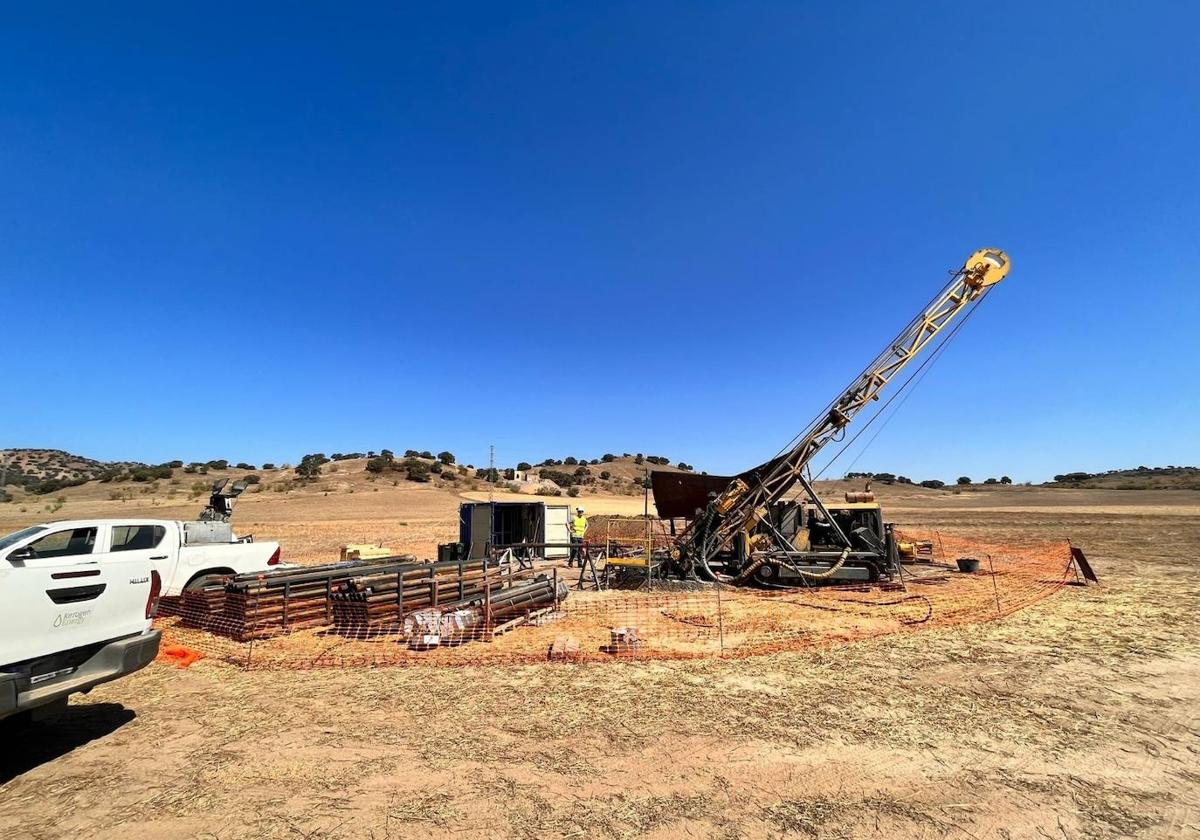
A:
153;529;1082;669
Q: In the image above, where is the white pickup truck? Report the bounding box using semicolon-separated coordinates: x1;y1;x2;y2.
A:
0;526;162;721
0;518;282;597
0;519;281;721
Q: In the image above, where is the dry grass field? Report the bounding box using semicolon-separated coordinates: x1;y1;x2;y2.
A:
0;475;1197;839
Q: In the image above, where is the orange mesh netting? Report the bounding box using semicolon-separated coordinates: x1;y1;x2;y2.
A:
153;529;1082;669
155;643;205;668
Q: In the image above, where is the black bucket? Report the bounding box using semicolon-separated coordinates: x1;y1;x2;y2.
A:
437;542;465;564
956;557;981;573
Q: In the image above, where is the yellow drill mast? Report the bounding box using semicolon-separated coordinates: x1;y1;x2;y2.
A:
678;248;1011;580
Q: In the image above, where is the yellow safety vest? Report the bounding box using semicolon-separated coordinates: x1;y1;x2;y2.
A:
571;515;588;538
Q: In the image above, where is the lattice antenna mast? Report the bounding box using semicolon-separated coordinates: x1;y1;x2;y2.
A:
683;248;1011;570
488;444;495;505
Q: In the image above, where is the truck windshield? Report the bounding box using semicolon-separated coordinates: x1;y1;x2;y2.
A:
0;526;47;553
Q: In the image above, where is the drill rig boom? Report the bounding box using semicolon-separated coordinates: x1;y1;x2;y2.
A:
677;248;1011;581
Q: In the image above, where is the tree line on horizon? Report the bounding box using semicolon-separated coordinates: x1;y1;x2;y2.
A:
6;444;1195;501
844;471;1013;488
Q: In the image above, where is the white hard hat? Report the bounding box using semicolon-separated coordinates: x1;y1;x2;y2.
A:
576;506;585;512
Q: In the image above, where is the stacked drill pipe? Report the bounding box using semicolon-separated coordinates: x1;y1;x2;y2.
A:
400;575;569;647
180;584;227;629
186;553;556;642
156;595;183;618
208;555;415;642
475;574;569;638
478;575;568;625
331;558;536;636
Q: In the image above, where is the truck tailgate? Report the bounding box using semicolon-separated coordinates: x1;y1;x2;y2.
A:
0;557;152;666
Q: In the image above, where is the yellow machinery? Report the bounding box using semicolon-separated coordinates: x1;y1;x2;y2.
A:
601;516;676;585
340;544;396;562
666;249;1010;584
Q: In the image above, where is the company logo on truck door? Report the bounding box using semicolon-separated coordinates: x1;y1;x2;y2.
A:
129;576;149;585
53;609;92;628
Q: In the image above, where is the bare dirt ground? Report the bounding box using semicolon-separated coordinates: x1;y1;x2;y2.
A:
1;482;1198;839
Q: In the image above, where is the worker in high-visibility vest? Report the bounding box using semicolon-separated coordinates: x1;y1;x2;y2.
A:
569;507;588;567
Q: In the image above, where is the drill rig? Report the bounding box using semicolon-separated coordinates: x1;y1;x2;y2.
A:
657;248;1011;585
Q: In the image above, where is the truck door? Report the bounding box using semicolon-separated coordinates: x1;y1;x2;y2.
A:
13;526;99;567
1;526;152;665
106;523;171;583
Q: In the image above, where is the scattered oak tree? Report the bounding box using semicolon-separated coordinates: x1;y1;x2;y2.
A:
295;453;329;480
404;458;430;482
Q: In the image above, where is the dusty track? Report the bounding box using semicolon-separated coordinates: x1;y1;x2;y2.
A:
1;485;1197;838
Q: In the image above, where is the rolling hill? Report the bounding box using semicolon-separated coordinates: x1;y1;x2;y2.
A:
1046;466;1200;490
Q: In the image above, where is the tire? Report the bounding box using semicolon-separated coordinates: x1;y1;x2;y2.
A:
184;573;229;591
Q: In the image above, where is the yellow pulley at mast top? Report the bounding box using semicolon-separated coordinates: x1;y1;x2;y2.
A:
963;248;1010;289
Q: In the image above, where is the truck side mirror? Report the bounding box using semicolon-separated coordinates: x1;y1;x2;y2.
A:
7;545;35;563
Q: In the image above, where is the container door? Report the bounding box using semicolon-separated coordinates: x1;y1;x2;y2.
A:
458;505;470;548
543;505;570;558
467;505;493;559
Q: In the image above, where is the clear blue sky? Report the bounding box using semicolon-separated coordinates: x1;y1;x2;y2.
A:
3;3;1197;482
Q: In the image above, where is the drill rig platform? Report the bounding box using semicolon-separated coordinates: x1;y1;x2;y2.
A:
652;248;1011;586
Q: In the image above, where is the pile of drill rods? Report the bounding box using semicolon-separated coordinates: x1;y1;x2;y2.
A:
225;582;336;639
230;555;416;588
472;576;568;625
332;561;540;634
180;584;226;628
400;575;567;644
200;555;417;641
188;554;546;642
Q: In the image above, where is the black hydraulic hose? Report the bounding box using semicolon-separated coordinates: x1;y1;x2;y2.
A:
773;591;933;624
